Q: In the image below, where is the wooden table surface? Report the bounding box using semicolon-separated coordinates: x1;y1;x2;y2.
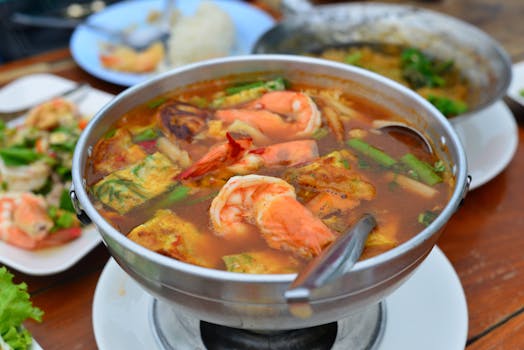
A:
1;1;523;349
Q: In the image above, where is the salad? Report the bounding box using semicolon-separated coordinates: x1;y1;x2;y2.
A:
0;98;89;250
0;267;43;350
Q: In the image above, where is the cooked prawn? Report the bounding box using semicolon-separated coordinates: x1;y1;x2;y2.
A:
24;98;78;130
177;133;252;180
228;139;319;174
99;42;165;73
210;175;335;259
0;192;80;250
179;134;319;179
0;159;51;192
215;91;322;140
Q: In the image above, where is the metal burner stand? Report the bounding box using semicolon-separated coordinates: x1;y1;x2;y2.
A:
149;299;386;350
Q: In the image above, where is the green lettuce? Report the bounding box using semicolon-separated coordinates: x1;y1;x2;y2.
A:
0;267;43;350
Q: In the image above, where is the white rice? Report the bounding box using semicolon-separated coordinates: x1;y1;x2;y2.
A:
166;1;236;68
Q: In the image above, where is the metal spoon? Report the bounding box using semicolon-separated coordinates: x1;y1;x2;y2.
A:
80;0;175;52
285;213;377;319
372;120;434;154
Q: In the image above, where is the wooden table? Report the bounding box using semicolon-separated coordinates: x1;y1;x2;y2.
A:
2;0;523;349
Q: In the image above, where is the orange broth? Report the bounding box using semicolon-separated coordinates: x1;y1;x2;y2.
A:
85;77;454;273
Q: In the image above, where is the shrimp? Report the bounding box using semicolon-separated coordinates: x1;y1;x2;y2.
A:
0;192;80;250
178;134;319;179
99;42;165;73
177;133;253;180
215;91;322;140
24;98;78;130
0;159;51;192
228;139;319;174
210;175;335;259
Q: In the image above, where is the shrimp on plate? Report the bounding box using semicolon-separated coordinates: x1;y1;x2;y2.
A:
0;160;51;192
24;98;78;130
99;42;165;73
0;192;80;250
215;91;322;140
209;175;335;259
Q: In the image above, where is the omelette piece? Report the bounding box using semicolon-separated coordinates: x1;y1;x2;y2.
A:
223;251;301;274
93;152;180;214
285;150;376;201
91;128;147;175
127;209;213;268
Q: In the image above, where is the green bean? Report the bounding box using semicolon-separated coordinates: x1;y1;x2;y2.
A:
0;147;40;166
346;138;397;167
134;128;158;142
401;153;442;186
162;185;191;205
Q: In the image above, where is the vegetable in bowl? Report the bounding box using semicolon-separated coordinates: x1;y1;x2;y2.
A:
0;267;43;350
309;45;470;118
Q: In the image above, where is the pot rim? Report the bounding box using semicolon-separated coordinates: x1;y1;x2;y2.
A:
72;54;468;284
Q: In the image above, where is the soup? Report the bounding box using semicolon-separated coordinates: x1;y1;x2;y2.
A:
85;75;454;274
309;44;470;118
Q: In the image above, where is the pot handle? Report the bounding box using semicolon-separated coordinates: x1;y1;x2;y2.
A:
285;213;376;318
69;185;92;225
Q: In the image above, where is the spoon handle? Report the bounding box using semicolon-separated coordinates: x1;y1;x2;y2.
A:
285;213;376;305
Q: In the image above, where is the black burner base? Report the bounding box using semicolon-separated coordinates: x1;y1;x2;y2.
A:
200;321;337;350
150;299;386;350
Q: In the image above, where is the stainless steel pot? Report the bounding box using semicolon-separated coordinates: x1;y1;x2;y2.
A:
71;55;469;330
253;2;512;121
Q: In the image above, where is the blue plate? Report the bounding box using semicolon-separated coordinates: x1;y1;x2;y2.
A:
70;0;275;86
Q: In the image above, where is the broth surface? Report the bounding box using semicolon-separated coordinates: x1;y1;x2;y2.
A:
86;75;454;273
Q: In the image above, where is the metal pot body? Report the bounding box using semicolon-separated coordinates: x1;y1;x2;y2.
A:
72;55;468;330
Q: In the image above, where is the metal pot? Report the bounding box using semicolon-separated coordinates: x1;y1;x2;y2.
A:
71;55;469;330
253;2;512;121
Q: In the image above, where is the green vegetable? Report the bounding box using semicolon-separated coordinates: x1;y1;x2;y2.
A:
418;210;439;226
401;48;452;89
187;190;219;205
312;128;329;140
433;160;446;173
59;189;76;213
0;267;43;350
225;77;286;95
400;153;442;186
0;147;41;166
134;128;158;143
56;165;72;181
345;52;362;65
161;185;191;205
520;89;524;97
147;97;167;109
48;206;77;230
103;129;117;139
427;95;468;117
347;138;397;167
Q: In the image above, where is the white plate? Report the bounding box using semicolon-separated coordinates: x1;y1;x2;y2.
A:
92;246;467;350
0;74;78;114
0;74;114;275
507;61;524;107
452;101;518;190
70;0;275;86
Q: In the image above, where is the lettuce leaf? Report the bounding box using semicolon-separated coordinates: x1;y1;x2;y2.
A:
0;267;43;350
